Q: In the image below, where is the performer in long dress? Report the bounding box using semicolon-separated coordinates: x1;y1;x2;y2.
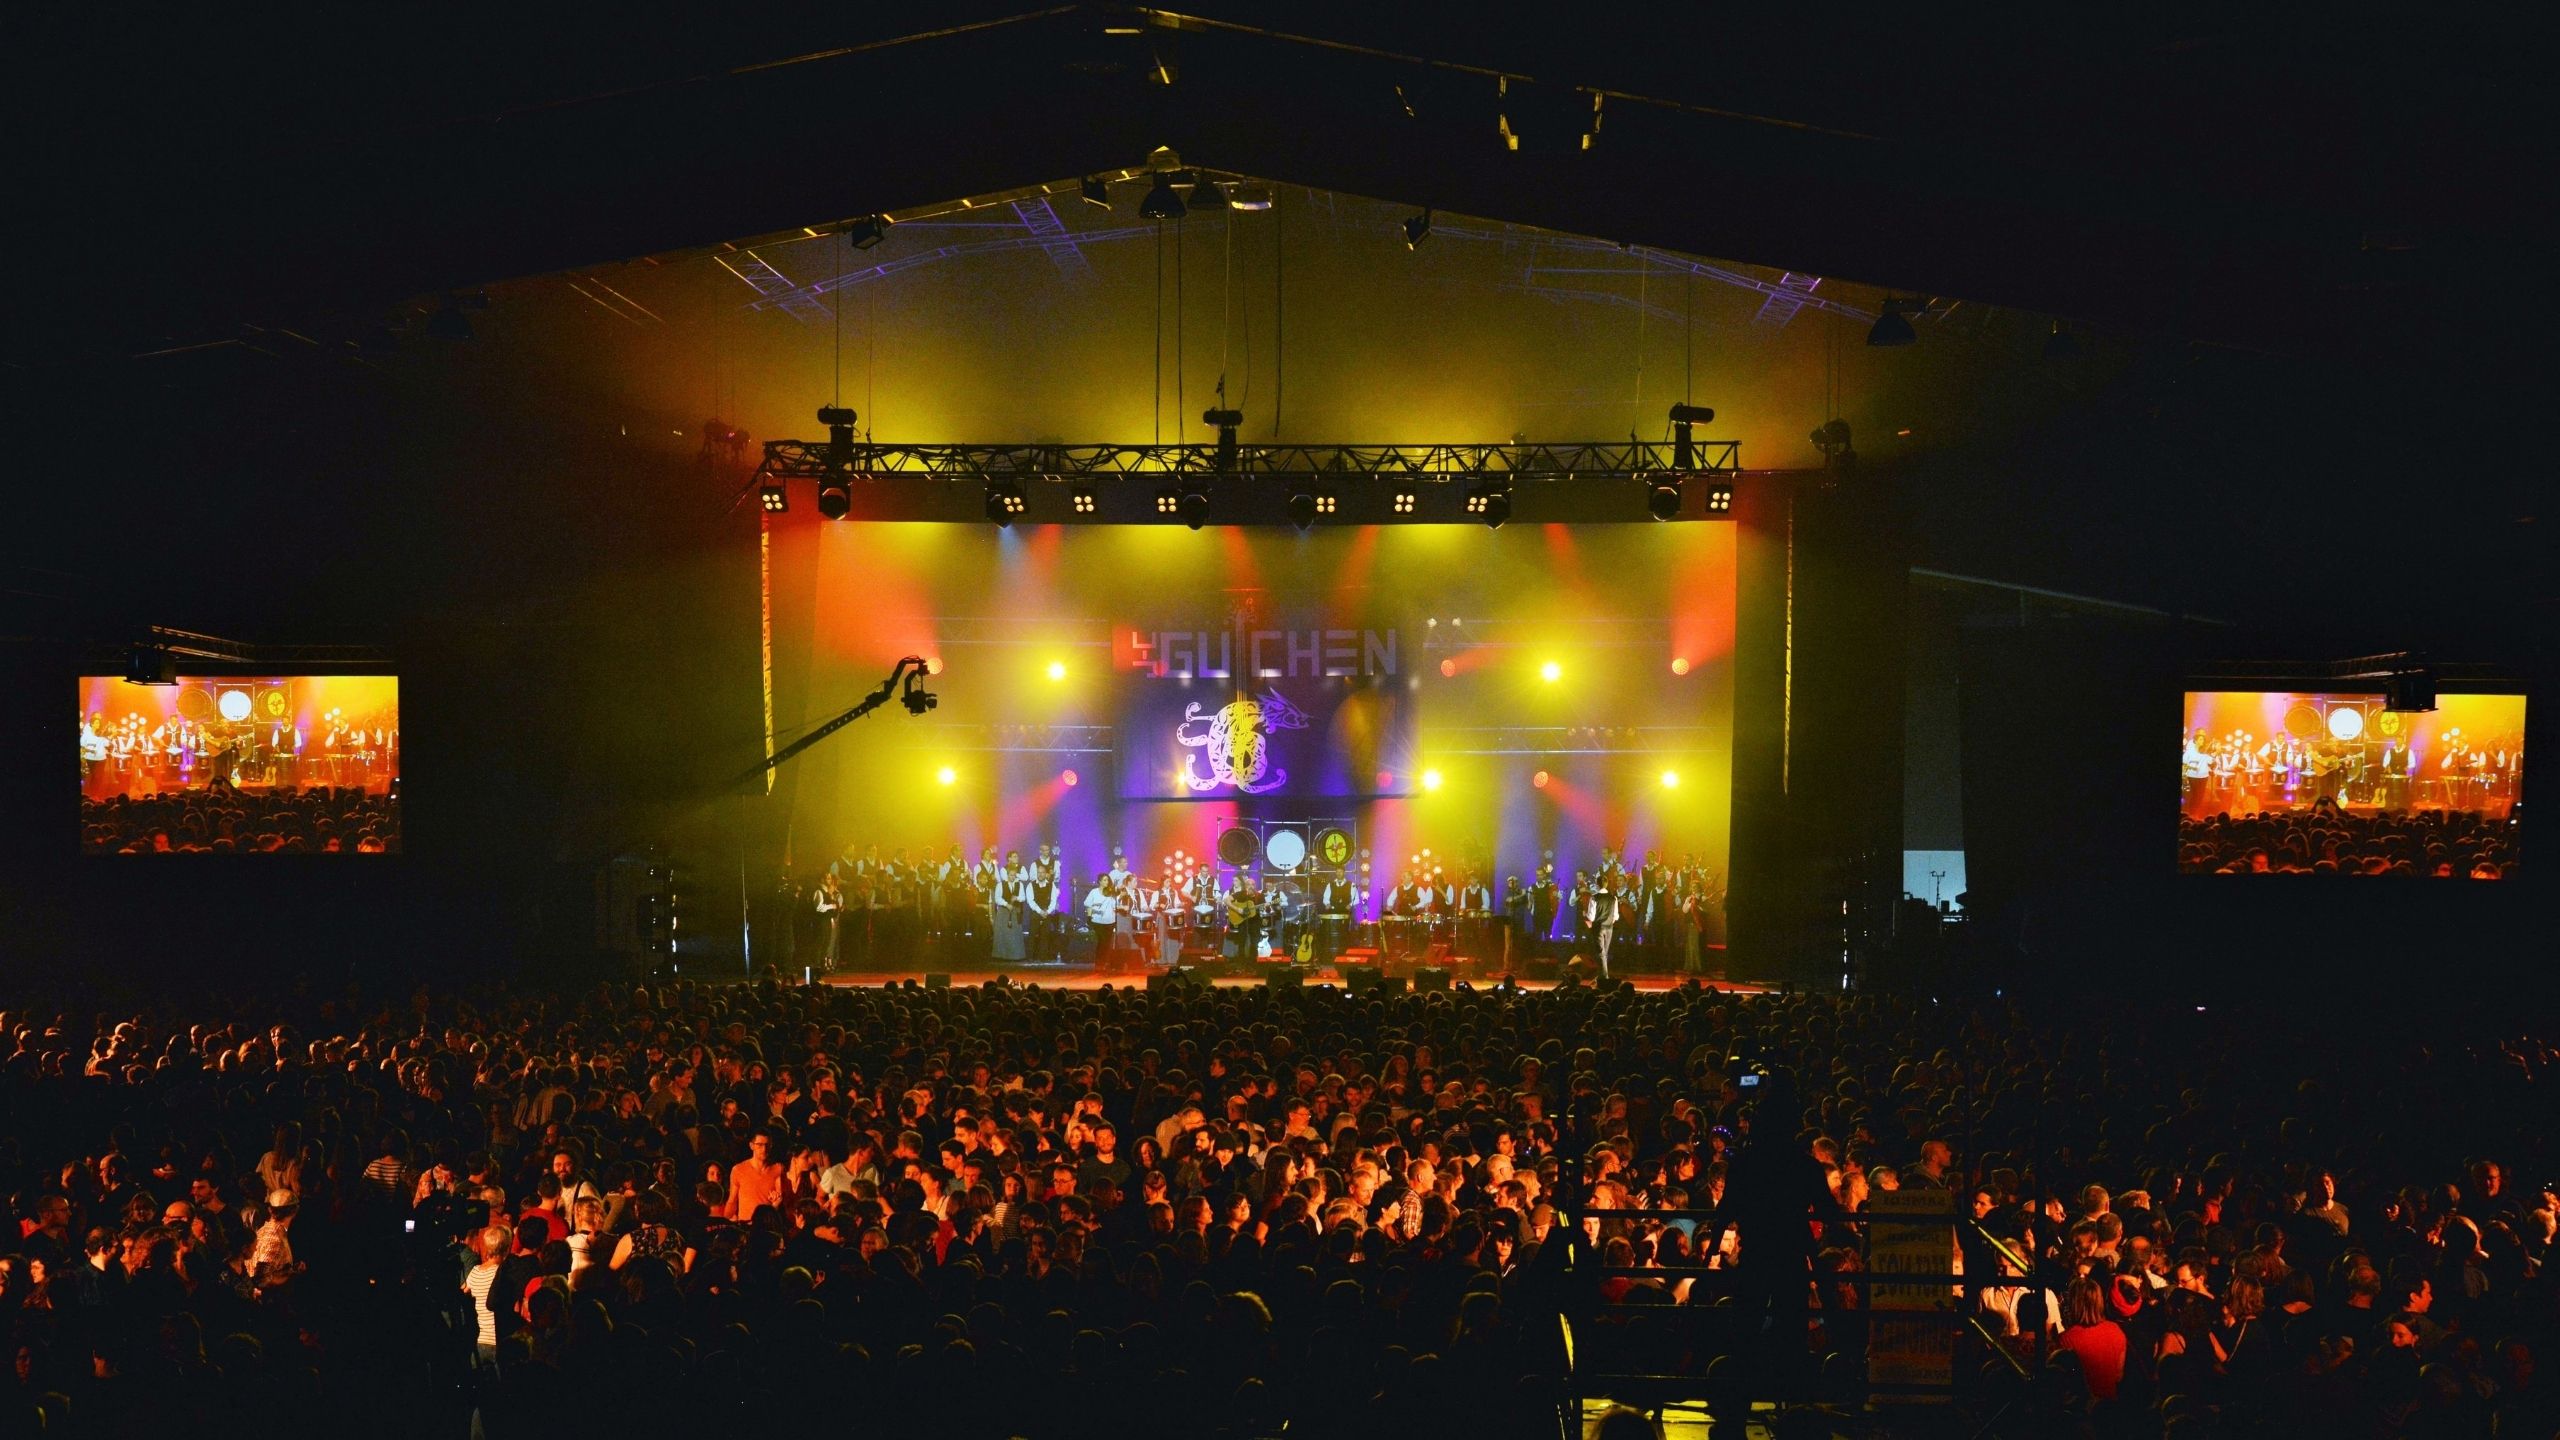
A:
1501;875;1530;969
991;851;1029;963
813;873;845;973
966;846;1000;960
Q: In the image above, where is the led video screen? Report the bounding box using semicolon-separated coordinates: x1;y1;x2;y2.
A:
2178;691;2523;877
793;522;1736;929
79;675;400;854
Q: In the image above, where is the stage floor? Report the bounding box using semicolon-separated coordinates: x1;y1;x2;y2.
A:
814;964;1769;994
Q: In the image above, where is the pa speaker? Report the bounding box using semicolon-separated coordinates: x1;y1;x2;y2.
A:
1413;966;1453;992
1264;965;1306;990
924;972;951;990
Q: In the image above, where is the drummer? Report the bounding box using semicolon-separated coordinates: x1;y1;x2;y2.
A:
1383;871;1429;959
1316;869;1360;964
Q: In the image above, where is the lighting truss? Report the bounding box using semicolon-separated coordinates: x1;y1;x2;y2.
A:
759;438;1739;482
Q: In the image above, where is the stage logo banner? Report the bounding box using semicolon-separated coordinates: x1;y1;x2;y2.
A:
1112;622;1417;800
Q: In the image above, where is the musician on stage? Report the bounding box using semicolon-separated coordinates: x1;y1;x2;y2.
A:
1081;875;1120;965
924;846;962;943
1584;871;1622;977
1455;872;1494;965
1383;872;1428;960
1564;869;1594;950
1530;865;1563;960
2377;735;2414;811
1316;870;1359;965
1187;867;1221;950
1227;874;1268;961
992;851;1029;963
1502;875;1530;968
1029;845;1064;961
814;872;845;973
1102;851;1140;954
965;845;1000;959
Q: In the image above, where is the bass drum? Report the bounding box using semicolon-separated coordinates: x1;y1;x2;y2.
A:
1263;828;1308;873
1216;826;1260;868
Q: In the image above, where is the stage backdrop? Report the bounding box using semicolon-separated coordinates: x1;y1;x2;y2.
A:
777;522;1735;902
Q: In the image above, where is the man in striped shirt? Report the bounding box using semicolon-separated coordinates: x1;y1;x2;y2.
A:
361;1131;417;1206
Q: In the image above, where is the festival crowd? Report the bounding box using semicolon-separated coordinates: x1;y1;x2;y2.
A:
78;784;401;855
2176;803;2519;878
0;974;2550;1439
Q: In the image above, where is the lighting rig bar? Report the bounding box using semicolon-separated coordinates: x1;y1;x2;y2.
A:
756;437;1743;524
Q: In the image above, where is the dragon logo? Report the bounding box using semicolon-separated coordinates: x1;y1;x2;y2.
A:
1176;688;1311;794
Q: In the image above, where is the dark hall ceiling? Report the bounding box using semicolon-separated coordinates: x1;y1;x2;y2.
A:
8;4;2547;364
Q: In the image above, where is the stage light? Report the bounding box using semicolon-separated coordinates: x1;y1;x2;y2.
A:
984;479;1027;526
1081;175;1111;208
1070;484;1097;515
760;479;788;513
1392;491;1417;515
1867;301;1917;347
1646;477;1683;521
846;215;890;250
1660;769;1680;789
1403;208;1432;248
1541;660;1562;683
924;656;943;675
817;475;853;520
1177;488;1210;530
1670;657;1690;676
1703;479;1734;514
1141;174;1187;220
1061;768;1079;787
1376;771;1393;789
1465;481;1512;528
1421;769;1444;791
936;766;957;786
1047;660;1067;682
1227;183;1274;211
1287;490;1319;530
1533;770;1550;788
1156;489;1182;517
1439;658;1456;678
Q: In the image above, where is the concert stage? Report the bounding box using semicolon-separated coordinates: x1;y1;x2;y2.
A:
815;963;1768;995
755;518;1759;975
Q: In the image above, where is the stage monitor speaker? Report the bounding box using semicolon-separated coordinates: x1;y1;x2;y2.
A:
925;973;951;990
1149;967;1205;992
1413;965;1453;992
1347;969;1406;995
1264;965;1306;990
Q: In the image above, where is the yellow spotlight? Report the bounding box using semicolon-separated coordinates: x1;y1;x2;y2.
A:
1421;768;1444;792
1540;660;1562;683
1660;769;1680;789
1046;660;1067;682
936;766;957;787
